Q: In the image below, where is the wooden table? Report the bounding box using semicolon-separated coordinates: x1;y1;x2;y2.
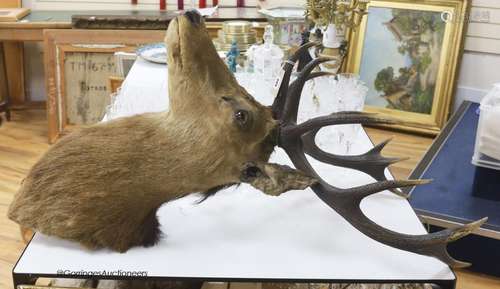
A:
0;8;267;108
0;11;70;107
5;106;500;289
13;121;456;289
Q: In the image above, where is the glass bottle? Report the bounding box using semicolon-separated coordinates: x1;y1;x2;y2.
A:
253;25;284;81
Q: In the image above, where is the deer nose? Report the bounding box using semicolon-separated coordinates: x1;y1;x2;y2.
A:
184;10;202;25
240;162;264;182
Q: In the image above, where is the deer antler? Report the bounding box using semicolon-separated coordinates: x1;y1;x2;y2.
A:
271;43;488;268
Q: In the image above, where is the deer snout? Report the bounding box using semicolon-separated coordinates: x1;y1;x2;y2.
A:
240;162;317;196
184;10;203;25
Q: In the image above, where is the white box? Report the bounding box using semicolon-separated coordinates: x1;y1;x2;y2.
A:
472;83;500;170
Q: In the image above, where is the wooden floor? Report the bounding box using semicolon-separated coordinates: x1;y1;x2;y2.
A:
0;109;499;289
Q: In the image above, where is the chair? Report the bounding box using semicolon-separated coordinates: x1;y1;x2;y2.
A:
0;44;10;125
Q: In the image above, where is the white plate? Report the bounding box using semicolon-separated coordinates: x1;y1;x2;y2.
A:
137;43;167;64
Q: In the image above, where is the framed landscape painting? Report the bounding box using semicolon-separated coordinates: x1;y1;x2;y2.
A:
346;0;469;135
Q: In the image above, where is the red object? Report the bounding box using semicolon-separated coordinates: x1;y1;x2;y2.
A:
177;0;183;10
131;0;138;4
199;0;206;8
160;0;166;10
236;0;244;7
212;0;218;6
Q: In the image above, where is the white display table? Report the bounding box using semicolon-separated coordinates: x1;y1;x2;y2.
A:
13;58;455;289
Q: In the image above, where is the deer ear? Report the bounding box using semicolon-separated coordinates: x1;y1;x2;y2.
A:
240;162;317;196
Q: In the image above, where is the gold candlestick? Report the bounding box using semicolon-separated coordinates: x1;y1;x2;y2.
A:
306;0;369;73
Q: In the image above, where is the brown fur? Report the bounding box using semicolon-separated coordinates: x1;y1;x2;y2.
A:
7;13;275;252
8;12;312;252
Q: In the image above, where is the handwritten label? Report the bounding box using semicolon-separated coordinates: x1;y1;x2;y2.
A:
64;52;117;125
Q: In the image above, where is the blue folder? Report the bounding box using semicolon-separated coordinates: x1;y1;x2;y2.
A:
407;101;500;276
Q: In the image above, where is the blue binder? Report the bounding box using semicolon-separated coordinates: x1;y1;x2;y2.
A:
407;101;500;276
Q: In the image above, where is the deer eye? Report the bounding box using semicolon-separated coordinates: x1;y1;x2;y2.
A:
234;110;249;125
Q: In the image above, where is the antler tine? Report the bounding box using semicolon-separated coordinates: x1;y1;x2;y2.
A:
302;131;410;198
281;57;339;123
272;42;320;119
306;71;337;81
281;71;337;124
290;41;321;62
280;141;488;268
273;43;488;266
342;179;432;200
327;180;489;268
282;111;396;140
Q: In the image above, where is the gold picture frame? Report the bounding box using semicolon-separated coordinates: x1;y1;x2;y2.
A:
345;0;470;135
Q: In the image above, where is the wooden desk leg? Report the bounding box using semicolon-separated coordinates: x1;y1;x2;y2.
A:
0;43;10;123
2;41;26;106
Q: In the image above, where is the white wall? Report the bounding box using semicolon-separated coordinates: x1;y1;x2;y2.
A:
21;0;500;108
454;0;500;111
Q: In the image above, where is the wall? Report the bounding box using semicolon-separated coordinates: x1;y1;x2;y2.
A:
21;0;500;108
455;0;500;111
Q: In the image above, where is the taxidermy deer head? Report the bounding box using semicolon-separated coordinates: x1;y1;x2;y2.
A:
9;11;486;268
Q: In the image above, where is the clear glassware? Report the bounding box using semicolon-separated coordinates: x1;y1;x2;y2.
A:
240;25;285;105
308;73;367;154
334;73;368;154
312;75;340;115
306;75;339;154
252;25;284;82
235;71;275;106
